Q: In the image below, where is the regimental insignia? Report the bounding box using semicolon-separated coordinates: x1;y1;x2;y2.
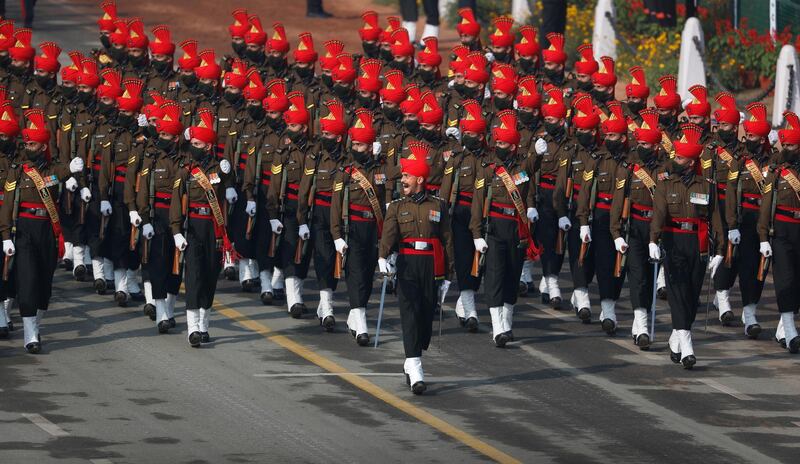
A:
616;179;626;190
727;170;739;181
702;158;712;170
4;181;15;191
559;158;568;166
333;181;343;192
271;164;282;175
374;173;386;185
583;170;594;182
173;178;181;189
475;178;485;189
444;166;453;175
128;155;137;165
304;168;315;176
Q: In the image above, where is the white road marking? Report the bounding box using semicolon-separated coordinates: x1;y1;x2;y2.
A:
793;422;800;428
89;460;114;464
22;413;69;437
696;379;754;401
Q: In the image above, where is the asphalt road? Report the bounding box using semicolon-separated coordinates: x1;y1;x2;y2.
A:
1;1;799;463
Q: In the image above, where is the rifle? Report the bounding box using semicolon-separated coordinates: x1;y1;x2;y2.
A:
447;158;461;216
579;173;598;267
334;171;350;279
141;160;156;265
614;197;631;277
471;183;491;277
727;168;745;268
246;147;264;240
268;164;288;258
297;154;321;264
172;183;188;275
759;174;780;281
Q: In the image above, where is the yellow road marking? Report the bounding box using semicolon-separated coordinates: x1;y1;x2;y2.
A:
215;303;522;464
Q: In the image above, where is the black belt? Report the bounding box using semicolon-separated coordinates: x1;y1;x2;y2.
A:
190;207;212;216
21;207;49;217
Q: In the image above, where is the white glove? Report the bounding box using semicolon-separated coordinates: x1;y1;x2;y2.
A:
648;242;661;261
129;210;142;226
386;252;397;274
372;141;382;156
728;229;741;245
270;219;283;234
484;52;495;63
535;138;548;155
245;200;256;217
473;238;488;253
681;97;693;110
378;257;389;274
298;224;310;240
65;177;78;192
2;239;14;256
183;127;191;141
558;216;571;231
526;207;539;222
69;157;84;173
614;237;628;253
219;159;231;174
445;127;461;141
580;225;591;243
768;129;778;146
708;255;723;278
100;200;112;216
447;79;455;89
142;223;154;239
334;238;348;254
137;113;148;127
438;280;451;303
760;241;772;258
173;233;187;251
225;187;237;204
80;187;91;203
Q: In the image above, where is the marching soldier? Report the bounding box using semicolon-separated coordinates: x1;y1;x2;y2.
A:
222;65;260;291
514;26;540;78
170;108;234;347
411;90;454;196
572;44;598;98
535;87;570;308
175;40;201;129
242;79;289;304
375;70;406;160
470;110;539;347
439;99;486;331
758;111;800;353
623;66;649;125
0;101;19;335
240;14;267;72
0;20;14;83
649;123;725;369
358;11;382;60
136;102;184;333
540;32;568;88
287;32;321;120
331;109;396;344
5;28;34;115
267;91;314;318
121;19;151;83
318;40;345;103
414;37;446;97
723;103;779;338
610;109;667;349
576;101;629;335
264;23;290;81
387;28;414;80
227;8;250;60
485;16;515;65
455;8;482;52
100;78;146;307
297;99;348;331
145;25;181;101
1;109;84;353
590;56;616;115
554;93;598;322
378;145;454;394
23;42;65;157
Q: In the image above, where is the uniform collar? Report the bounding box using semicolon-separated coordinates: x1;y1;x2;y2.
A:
410;190;427;204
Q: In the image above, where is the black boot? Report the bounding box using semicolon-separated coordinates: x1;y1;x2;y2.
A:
681;355;696;369
577;307;591;323
290;303;306;319
321;316;335;332
188;331;202;347
115;291;128;307
465;317;478;333
411;381;426;395
73;264;87;281
143;303;156;321
494;333;509;348
601;319;616;336
157;320;170;334
94;278;107;295
356;333;370;346
260;291;273;305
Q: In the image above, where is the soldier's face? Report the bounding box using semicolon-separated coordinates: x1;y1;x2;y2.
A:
459;34;475;46
674;155;694;167
689;115;709;127
266;111;282;120
576;74;591;83
99;96;115;106
718;122;736;133
544;61;563;73
400;172;423;195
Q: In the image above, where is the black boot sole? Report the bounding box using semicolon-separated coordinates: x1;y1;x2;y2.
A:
577;308;591;323
789;336;800;354
635;334;651;350
290;304;305;319
260;292;273;305
188;332;202;347
745;324;762;339
143;304;156;321
25;342;41;354
411;381;426;395
720;311;735;325
682;355;696;369
494;333;509;348
322;316;335;332
465;317;478;333
356;334;370;346
157;321;170;334
601;319;616;336
670;350;682;364
550;297;562;310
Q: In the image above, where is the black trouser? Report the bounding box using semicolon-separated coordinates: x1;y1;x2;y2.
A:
541;0;567;46
254;189;275;272
230;185;255;260
184;216;222;310
567;210;594;290
452;203;481;291
536;188;564;276
592;209;624;300
276;200;311;279
107;197;134;270
399;0;439;26
484;215;525;307
344;220;378;308
626;217;655;310
772;220;800;314
663;231;707;330
311;205;337;291
59;189;85;245
142;208;181;299
86;184;108;259
14;217;57;316
713;197;733;291
397;253;436;358
720;210;765;306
